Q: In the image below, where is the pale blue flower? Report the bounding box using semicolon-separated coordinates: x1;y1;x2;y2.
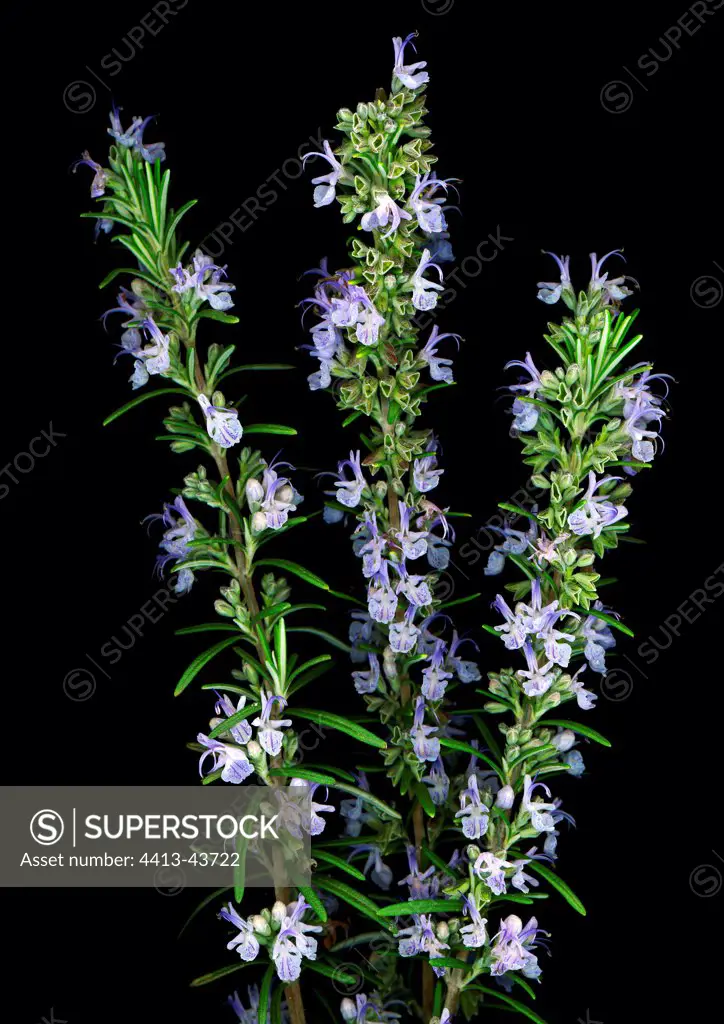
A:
197;393;243;448
219;903;260;960
411;248;444;311
392;33;429;90
303;140;343;207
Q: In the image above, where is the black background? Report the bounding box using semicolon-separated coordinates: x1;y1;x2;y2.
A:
4;0;723;1022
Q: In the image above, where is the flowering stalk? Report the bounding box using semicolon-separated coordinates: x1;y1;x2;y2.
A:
74;108;365;1024
302;34;496;1024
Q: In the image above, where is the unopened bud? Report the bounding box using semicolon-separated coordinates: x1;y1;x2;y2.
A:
251;914;271;935
436;921;450;940
341;999;357;1021
496;785;515;809
271;900;286;924
251;511;267;533
246;740;263;759
552;728;576;752
276;483;294;503
246;477;264;504
209;716;224;731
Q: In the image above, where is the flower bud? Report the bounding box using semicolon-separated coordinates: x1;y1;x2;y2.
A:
341;999;357;1021
552;728;576;752
246;477;264;504
496;784;515;809
436;921;450;940
246;740;263;759
382;645;398;681
271;900;286;924
251;914;271;935
251;511;267;534
276;483;294;503
209;716;224;731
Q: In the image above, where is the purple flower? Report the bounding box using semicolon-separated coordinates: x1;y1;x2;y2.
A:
397;914;449;976
421;639;453;701
339;772;376;836
340;994;401;1024
198;733;254;784
351;845;394;890
172;250;235;310
197;394;243;448
589;250;636;306
219;903;260;960
419;325;460;384
407;172;450;234
251;691;292;756
72;150;107;197
460;896;488;948
536;252;571;305
358;511;388;577
389;606;421;654
107;106;165;163
392;33;429;90
444;630;481;683
288;779;335;836
410;696;440;762
396;502;428;560
361;191;412;238
522;775;557;833
582;602;617;673
413;440;444;493
411;249;444;311
334;450;366;508
456;774;490;840
421;758;450;806
368;561;399;624
567;472;628;538
303;140;344;207
516;642;557;698
505;352;543;433
525;579;579;668
474;851;512;895
258;462;299;530
485;517;538;576
145;495;197;591
352;654;381;695
493;594;528;651
271;896;322;982
490;914;543;979
213;692;253;746
399;846;437;899
569;666;597;710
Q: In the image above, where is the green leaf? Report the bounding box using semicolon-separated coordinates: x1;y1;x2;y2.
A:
174;636;241;696
313;876;395;933
190;961;256;987
505;744;558;772
257;963;275;1024
429;956;472;972
288;654;333;684
415;782;436;818
378;898;463;917
254;559;330;592
164;199;198;251
579;606;634;637
286;627;352;654
304;961;357;984
542;719;611;747
421;845;452;875
269;767;336;785
177;885;232;937
209;704;261;740
194;308;240;324
289;709;387;751
244;424;298;435
217;363;295;383
331;781;401;820
437;592;482;612
299;885;328;922
438;738;503;780
103;387;190;426
466;986;548;1024
176;623;239;636
526;861;586;916
498;503;539;522
270;985;284;1024
313;850;366;881
97;265;165;290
